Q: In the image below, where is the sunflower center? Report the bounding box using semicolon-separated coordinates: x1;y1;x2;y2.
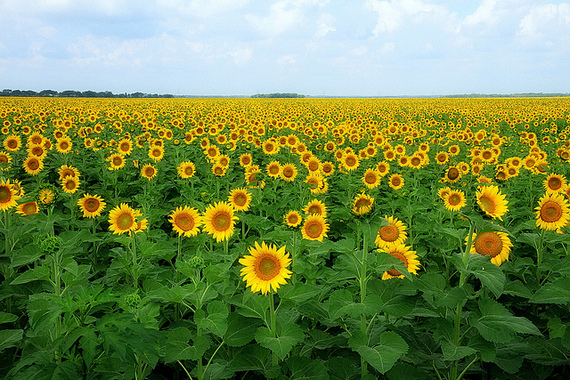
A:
7;140;17;148
345;156;356;166
540;200;562;222
175;214;194;230
355;198;371;209
0;186;11;203
478;196;494;213
447;168;460;180
65;180;76;190
234;193;247;206
255;254;281;281
60;142;69;150
548;178;562;190
282;168;293;177
306;221;323;238
85;198;100;212
449;194;462;206
117;213;134;230
380;225;399;242
474;232;503;258
184;166;194;176
287;214;299;224
28;159;39;170
387;251;408;277
22;203;37;214
0;156;7;164
307;205;321;214
391;177;401;186
213;213;230;230
365;173;377;184
112;157;122;166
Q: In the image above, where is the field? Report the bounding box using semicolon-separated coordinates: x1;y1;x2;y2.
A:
1;96;570;379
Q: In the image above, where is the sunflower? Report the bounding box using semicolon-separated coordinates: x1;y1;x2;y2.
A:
352;193;374;215
544;173;566;194
107;153;126;170
239;153;253;167
23;156;44;175
321;161;335;176
38;187;55;205
61;176;80;194
266;161;281;178
239;241;292;295
228;188;252;211
58;165;80;180
77;193;106;218
262;140;279;155
148;146;164;162
342;152;360;171
27;132;44;146
388;174;404;190
141;164;157;180
380;244;420;280
443;189;466;212
305;173;328;194
284;210;302;227
177;161;196;179
362;169;381;189
27;144;47;159
376;161;390;177
108;203;142;235
55;137;72;154
375;216;407;249
204;145;220;161
444;166;462;183
117;139;133;156
0;151;11;169
0;179;20;211
301;214;329;241
535;193;570;231
306;157;321;173
303;199;327;218
203;201;237;242
435;151;449;165
16;201;38;216
169;206;202;237
280;163;298;182
3;135;21;152
470;231;513;266
476;185;509;220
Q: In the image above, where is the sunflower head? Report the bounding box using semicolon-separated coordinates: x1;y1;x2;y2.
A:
284;210;302;227
535;193;570;231
469;230;513;266
301;214;329;241
379;243;420;280
77;193;106;218
476;185;509;220
203;201;238;242
239;242;292;295
375;216;407;249
228;188;252;212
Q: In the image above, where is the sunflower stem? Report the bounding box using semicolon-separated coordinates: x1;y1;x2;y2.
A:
536;228;546;281
359;222;368;379
269;292;278;366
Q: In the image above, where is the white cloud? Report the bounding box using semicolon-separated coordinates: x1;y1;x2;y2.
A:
315;13;335;37
366;0;402;35
276;54;297;65
519;3;570;38
463;0;500;27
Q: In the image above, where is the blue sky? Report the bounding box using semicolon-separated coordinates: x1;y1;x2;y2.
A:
1;0;569;96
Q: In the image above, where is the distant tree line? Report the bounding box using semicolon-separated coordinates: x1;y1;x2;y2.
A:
251;93;305;98
0;89;174;98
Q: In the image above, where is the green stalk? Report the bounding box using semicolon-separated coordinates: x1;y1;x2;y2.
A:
360;225;368;379
269;292;278;366
196;327;203;380
536;228;546;281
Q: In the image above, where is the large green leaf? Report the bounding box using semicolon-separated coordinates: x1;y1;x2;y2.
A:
468;254;505;298
287;356;328;380
349;330;408;374
10;266;50;285
440;340;476;361
224;313;261;347
255;322;304;360
327;289;365;320
0;329;23;351
194;300;229;338
530;277;570;304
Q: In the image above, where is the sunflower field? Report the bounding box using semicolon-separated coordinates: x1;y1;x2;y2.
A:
1;97;570;379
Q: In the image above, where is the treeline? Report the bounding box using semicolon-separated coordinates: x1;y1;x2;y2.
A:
251;93;305;98
0;89;174;98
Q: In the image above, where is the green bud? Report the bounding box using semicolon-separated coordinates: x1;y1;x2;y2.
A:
40;235;64;254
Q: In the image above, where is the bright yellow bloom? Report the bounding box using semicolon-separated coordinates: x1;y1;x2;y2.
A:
239;241;292;295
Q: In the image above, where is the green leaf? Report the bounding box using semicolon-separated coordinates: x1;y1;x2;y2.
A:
381;295;415;318
326;357;359;380
255;322;304;360
328;289;365;320
223;313;260;347
349;330;408;375
474;298;541;343
278;283;321;304
287;356;328;380
440;340;476;361
503;280;532;299
0;312;18;324
164;327;210;363
434;287;467;309
468;334;496;362
10;266;50;285
228;345;280;378
194;300;229;338
547;318;567;339
530;277;570;304
468;254;505;298
0;329;23;351
203;261;233;284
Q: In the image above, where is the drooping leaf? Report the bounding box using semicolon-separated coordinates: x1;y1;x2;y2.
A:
349;330;408;374
530;277;570;305
255;322;304;360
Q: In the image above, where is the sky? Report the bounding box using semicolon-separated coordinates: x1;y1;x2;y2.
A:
1;0;569;97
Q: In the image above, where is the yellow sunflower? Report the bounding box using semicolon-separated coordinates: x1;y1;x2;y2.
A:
476;185;509;220
77;194;106;218
55;136;72;154
141;164;157;180
362;169;381;189
148;146;164;162
0;179;20;211
544;173;566;194
266;161;282;178
388;174;404;190
352;193;374;215
376;161;390;177
469;231;513;266
177;161;196;179
380;244;420;280
443;189;466;212
284;210;302;227
27;144;47;159
239;241;292;295
16;201;38;216
444;166;462;183
203;201;238;242
375;216;407;249
535;193;570;231
0;151;11;170
301;214;329;241
228;188;252;212
303;199;327;218
23;156;44;175
108;203;142;235
3;135;21;152
58;165;80;180
61;176;80;194
342;152;360;171
38;188;55;205
107;153;126;170
280;163;298;182
169;206;202;237
239;153;253;167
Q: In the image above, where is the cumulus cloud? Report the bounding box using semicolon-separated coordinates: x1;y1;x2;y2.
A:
315;13;336;37
519;3;570;38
